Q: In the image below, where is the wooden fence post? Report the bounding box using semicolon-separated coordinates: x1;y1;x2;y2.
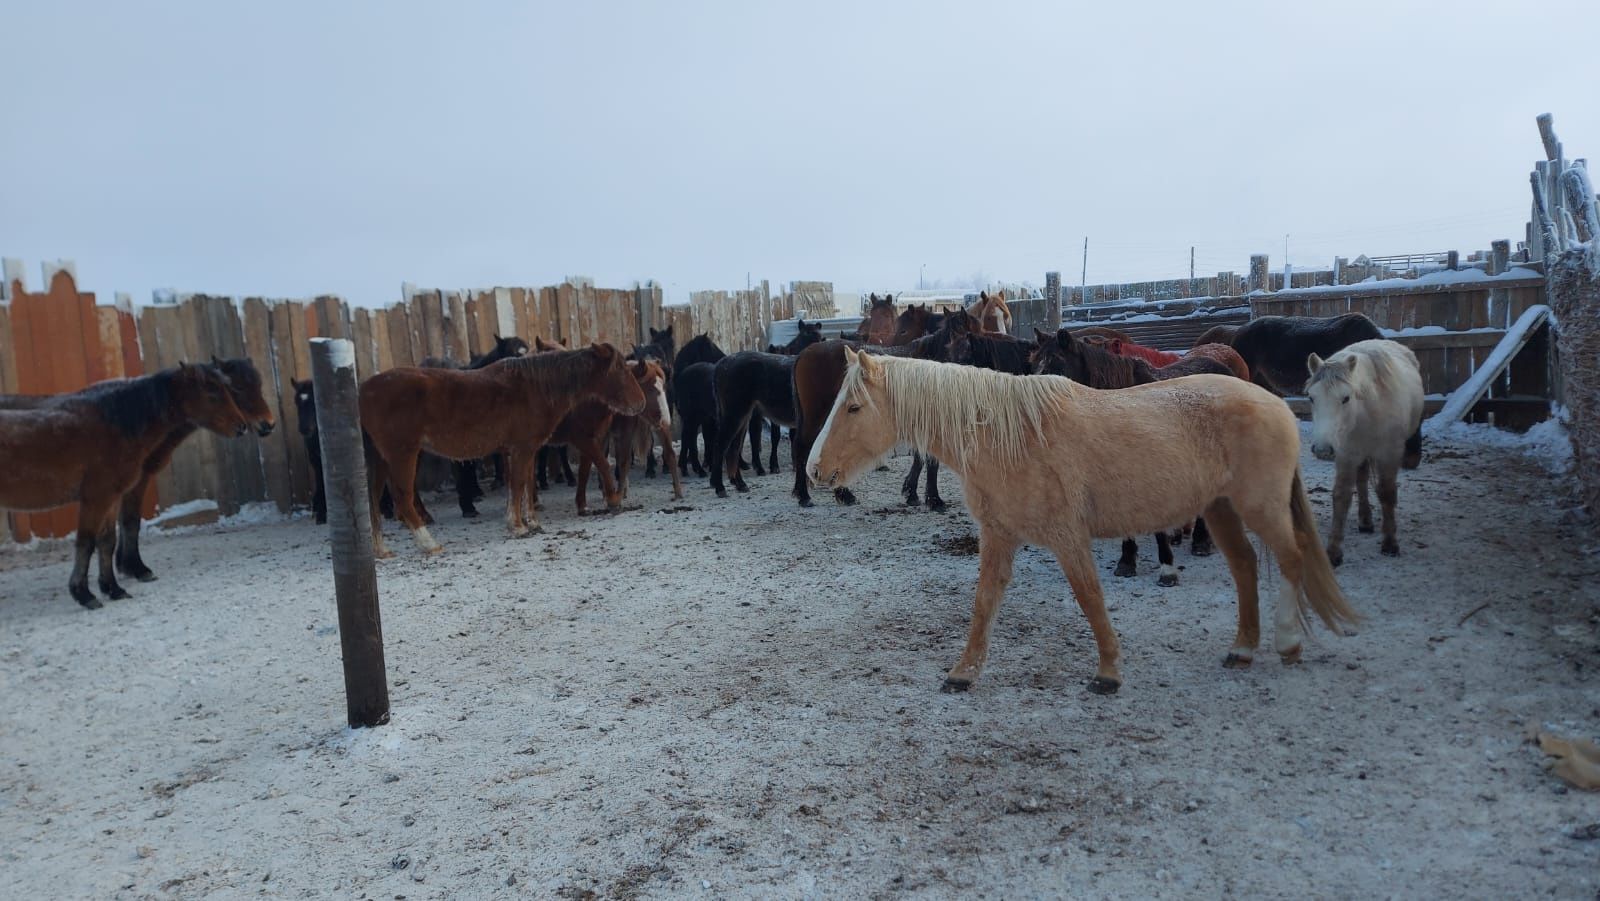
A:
1044;271;1061;329
1249;255;1270;293
309;337;390;729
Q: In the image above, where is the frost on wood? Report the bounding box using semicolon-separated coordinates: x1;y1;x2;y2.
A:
1549;250;1600;516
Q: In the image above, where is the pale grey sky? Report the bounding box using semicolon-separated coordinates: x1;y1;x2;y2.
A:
3;0;1596;306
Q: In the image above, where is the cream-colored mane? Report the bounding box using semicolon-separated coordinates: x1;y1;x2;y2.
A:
841;354;1072;469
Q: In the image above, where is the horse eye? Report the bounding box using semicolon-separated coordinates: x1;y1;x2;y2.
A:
1341;396;1350;405
847;403;862;414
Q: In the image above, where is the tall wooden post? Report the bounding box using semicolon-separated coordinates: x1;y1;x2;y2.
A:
309;337;390;729
1044;271;1061;329
1248;254;1270;293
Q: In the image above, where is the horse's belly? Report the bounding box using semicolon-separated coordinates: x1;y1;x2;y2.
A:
420;433;505;461
0;466;82;512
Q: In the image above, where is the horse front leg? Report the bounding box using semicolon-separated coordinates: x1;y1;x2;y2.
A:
943;527;1022;692
924;457;946;513
1051;538;1123;693
505;449;538;537
95;518;129;601
902;453;924;506
1114;538;1139;578
69;501;116;608
768;420;780;473
1326;463;1356;567
658;423;684;500
1377;464;1400;556
749;414;766;476
115;476;157;582
1189;516;1213;556
454;460;480;518
1356;461;1374;533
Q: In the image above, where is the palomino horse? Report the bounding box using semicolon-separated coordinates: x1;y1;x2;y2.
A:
971;290;1013;335
1031;328;1236;584
1307;339;1424;566
361;343;645;557
608;358;683;502
0;364;252;607
806;351;1358;693
857;294;897;345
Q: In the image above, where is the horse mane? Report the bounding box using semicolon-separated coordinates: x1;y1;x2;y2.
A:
1074;341;1151;388
842;355;1070;469
84;367;188;437
967;333;1036;375
496;347;607;397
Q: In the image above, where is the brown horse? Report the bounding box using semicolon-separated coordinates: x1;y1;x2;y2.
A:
806;351;1358;694
361;343;645;557
1067;325;1135;346
607;358;684;503
1107;338;1251;382
888;303;945;346
857;294;897;345
1193;324;1241;348
971;290;1013;335
0;363;252;607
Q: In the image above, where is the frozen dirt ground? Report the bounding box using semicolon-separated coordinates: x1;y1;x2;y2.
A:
1;427;1597;899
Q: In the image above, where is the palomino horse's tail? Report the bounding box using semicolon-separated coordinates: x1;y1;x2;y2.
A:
1402;425;1423;470
1289;471;1362;632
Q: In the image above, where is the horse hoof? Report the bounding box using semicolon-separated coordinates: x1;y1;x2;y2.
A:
797;497;815;508
1189;541;1213;557
715;488;728;499
752;467;766;477
423;545;445;556
80;596;104;610
927;499;948;514
1358;522;1375;534
1157;573;1179;588
1381;541;1400;557
1086;676;1121;695
835;489;857;506
1327;546;1344;567
376;549;396;560
461;509;480;519
1279;645;1302;665
1222;652;1253;669
876;464;891;472
103;586;131;600
1113;563;1136;579
315;514;328;525
940;677;972;693
735;483;750;493
903;494;921;507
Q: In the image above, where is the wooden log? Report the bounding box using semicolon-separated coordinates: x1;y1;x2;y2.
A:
309;337;391;729
1561;162;1599;244
1248;254;1269;293
243;298;293;513
1536;113;1560;162
372;307;396;373
270;301;316;505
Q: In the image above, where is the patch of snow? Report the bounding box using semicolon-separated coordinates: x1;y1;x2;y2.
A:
1380;325;1501;338
1263;266;1541;299
148;498;219;526
1432;413;1573;474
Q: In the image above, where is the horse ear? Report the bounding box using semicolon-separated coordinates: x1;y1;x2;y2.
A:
1109;339;1125;354
591;341;612;360
1307;353;1323;375
994;289;1006;301
1033;327;1051;344
1345;355;1358;373
843;346;859;367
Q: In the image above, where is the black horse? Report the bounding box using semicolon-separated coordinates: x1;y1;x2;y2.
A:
707;321;823;497
672;334;727;478
418;334;531;517
293;379;405;526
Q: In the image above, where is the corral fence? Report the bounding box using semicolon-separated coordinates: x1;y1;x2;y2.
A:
0;267;834;541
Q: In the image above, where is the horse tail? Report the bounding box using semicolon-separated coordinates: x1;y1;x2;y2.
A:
1289;470;1361;631
1402;425;1423;470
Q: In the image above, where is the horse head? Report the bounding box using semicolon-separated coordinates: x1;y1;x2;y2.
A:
290;378;318;438
1305;351;1358;462
629;358;672;433
806;347;896;492
212;356;276;436
589;342;646;416
494;334;531;359
177;361;250;438
784;319;824;354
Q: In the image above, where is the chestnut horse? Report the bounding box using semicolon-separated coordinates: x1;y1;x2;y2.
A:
1068;325;1135;347
0;363;252;607
607;358;684;503
361;343;644;557
857;294;897;345
971;290;1013;335
1107;338;1251;382
806;351;1358;693
421;334;532;518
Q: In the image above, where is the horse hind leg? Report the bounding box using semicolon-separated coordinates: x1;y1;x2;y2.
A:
1203;499;1261;667
1377;465;1400;556
389;450;443;555
1050;538;1123;694
1356;461;1374;533
69;502;116;608
454;460;481;518
1239;503;1308;664
1155;531;1178;587
902;453;924;506
1189;516;1213;556
1114;538;1139;578
924;458;946;513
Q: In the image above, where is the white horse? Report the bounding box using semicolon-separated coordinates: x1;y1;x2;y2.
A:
1306;339;1424;565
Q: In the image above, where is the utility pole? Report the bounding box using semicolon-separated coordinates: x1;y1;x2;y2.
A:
1190;246;1195;280
1080;237;1088;294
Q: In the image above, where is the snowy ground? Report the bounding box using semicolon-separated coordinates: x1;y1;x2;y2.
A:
2;425;1597;898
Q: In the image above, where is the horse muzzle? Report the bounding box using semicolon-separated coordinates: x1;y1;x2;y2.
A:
1311;442;1336;461
234;423;250;438
256;420;276;437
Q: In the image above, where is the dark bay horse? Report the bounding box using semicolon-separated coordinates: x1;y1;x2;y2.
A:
889;303;945;346
0;364;252;607
789;316;965;508
857;294;897;345
360;344;645;557
293;378;407;526
1;358;275;587
1031;328;1236;585
707;322;823;497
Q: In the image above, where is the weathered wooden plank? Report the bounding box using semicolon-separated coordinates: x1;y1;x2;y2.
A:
371;307;395;373
445;291;470;362
243;299;293;513
271;301;316;505
0;303;17;540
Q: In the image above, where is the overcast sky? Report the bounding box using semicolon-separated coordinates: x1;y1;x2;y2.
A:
3;1;1596;306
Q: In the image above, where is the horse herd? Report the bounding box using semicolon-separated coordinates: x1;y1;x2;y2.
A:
1;291;1429;695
